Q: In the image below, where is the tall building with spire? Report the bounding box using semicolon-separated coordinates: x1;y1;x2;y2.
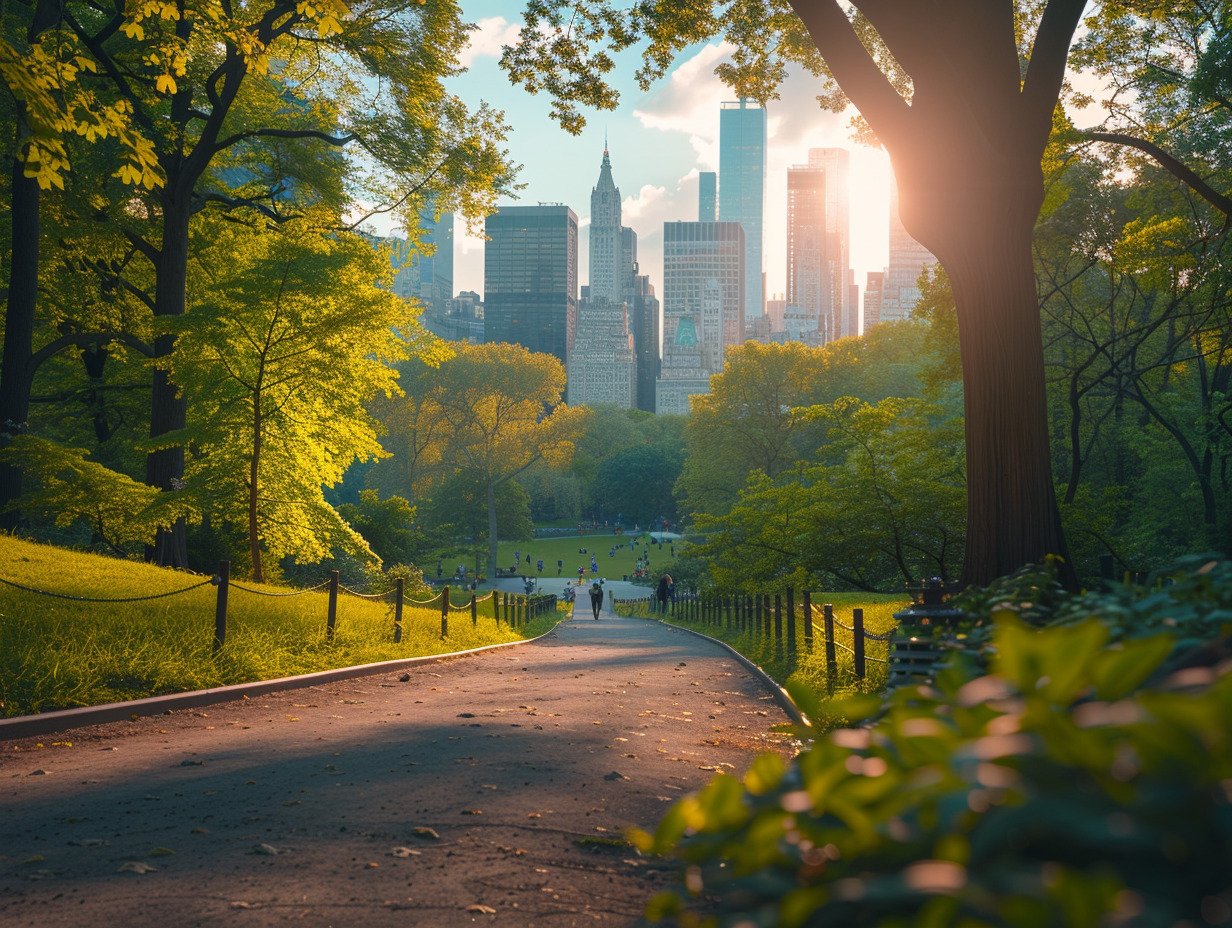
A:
719;99;767;320
588;142;624;304
568;145;639;408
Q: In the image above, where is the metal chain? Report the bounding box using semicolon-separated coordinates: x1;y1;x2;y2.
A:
0;575;214;603
229;579;330;597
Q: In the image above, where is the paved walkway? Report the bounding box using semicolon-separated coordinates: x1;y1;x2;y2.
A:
0;599;792;927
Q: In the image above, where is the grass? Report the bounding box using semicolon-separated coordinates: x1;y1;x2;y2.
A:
613;591;908;703
0;535;568;717
486;532;678;586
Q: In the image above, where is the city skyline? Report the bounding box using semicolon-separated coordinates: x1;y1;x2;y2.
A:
377;4;894;317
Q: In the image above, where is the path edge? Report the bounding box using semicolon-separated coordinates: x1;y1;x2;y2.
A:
0;621;566;742
641;616;811;728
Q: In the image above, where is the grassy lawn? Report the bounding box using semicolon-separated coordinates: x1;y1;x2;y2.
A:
613;591;908;703
480;532;678;586
0;535;567;717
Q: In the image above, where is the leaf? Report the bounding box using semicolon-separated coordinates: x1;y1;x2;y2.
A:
466;904;496;914
412;827;439;840
117;861;158;874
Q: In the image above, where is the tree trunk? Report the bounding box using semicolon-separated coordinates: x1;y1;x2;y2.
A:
0;150;39;532
486;478;498;580
249;390;264;583
944;216;1073;587
145;195;192;568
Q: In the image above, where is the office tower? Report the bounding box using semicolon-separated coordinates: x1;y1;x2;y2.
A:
785;148;852;344
589;145;624;304
567;298;637;408
864;270;885;330
698;171;717;221
656;221;744;414
631;273;660;413
484;204;578;363
766;295;787;333
847;274;859;338
718;99;766;319
881;177;937;322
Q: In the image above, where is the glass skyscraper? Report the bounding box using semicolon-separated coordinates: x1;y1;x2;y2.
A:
718;99;767;319
483;204;578;363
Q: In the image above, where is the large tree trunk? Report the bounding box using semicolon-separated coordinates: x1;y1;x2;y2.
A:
145;195;191;568
0;148;40;532
943;215;1073;586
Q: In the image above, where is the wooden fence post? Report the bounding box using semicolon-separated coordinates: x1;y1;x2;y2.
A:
440;585;449;637
394;578;404;643
326;570;339;641
773;594;783;653
471;593;478;627
213;560;229;653
853;608;866;679
726;596;733;631
786;587;796;659
802;591;814;652
823;603;837;692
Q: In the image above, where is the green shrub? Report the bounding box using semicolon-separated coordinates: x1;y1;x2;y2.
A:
636;561;1232;928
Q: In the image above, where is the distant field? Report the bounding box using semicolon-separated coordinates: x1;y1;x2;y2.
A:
0;535;566;717
436;533;680;587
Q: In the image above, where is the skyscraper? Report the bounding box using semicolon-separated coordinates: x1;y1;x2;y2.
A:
588;145;624;304
881;177;937;323
718;99;766;319
864;270;885;330
483;204;578;362
657;220;744;415
567;298;637;408
698;171;717;222
785;148;852;344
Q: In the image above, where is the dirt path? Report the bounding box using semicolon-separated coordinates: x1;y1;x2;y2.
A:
0;602;793;927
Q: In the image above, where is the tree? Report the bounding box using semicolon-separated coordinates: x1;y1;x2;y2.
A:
380;343;590;575
165;213;428;581
590;442;684;526
336;489;423;568
9;0;516;567
417;470;533;577
501;0;1107;585
689;397;965;592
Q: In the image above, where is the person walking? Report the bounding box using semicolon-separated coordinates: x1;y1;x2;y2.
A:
655;573;670;615
589;580;604;620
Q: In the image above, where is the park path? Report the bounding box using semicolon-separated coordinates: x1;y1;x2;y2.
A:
0;598;793;928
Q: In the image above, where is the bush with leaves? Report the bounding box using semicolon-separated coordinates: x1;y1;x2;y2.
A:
637;565;1232;928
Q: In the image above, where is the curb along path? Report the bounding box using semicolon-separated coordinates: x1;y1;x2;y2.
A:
0;598;794;928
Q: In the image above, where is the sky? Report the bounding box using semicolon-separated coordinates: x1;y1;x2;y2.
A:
421;3;894;313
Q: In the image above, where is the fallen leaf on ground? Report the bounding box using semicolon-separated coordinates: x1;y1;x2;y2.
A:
412;827;440;839
251;843;291;855
461;809;482;815
117;861;158;874
604;771;629;781
467;904;497;914
390;847;421;858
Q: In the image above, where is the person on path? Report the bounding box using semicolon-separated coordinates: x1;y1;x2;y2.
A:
656;573;671;615
589;580;604;620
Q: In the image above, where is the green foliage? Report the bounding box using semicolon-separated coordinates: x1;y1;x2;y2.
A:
0;435;163;555
689;397;965;592
336;490;422;568
591;442;684;524
639;565;1232;928
165;214;424;578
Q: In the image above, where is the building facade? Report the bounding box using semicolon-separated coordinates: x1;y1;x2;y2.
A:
656;221;744;414
863;270;885;330
566;298;637;408
698;171;717;222
785;148;852;344
483;204;578;363
718;100;766;320
880;178;937;323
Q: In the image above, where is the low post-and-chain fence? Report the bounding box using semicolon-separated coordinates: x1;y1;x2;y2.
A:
612;586;897;692
3;561;560;653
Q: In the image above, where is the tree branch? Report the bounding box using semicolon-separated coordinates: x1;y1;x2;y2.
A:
1083;130;1232;222
1021;0;1086;149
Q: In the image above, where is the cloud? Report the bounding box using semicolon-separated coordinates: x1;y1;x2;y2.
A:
459;17;520;68
632;43;733;167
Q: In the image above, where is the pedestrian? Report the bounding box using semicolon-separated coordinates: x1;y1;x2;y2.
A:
537;558;544;573
589;579;604;620
557;559;563;575
655;573;670;615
